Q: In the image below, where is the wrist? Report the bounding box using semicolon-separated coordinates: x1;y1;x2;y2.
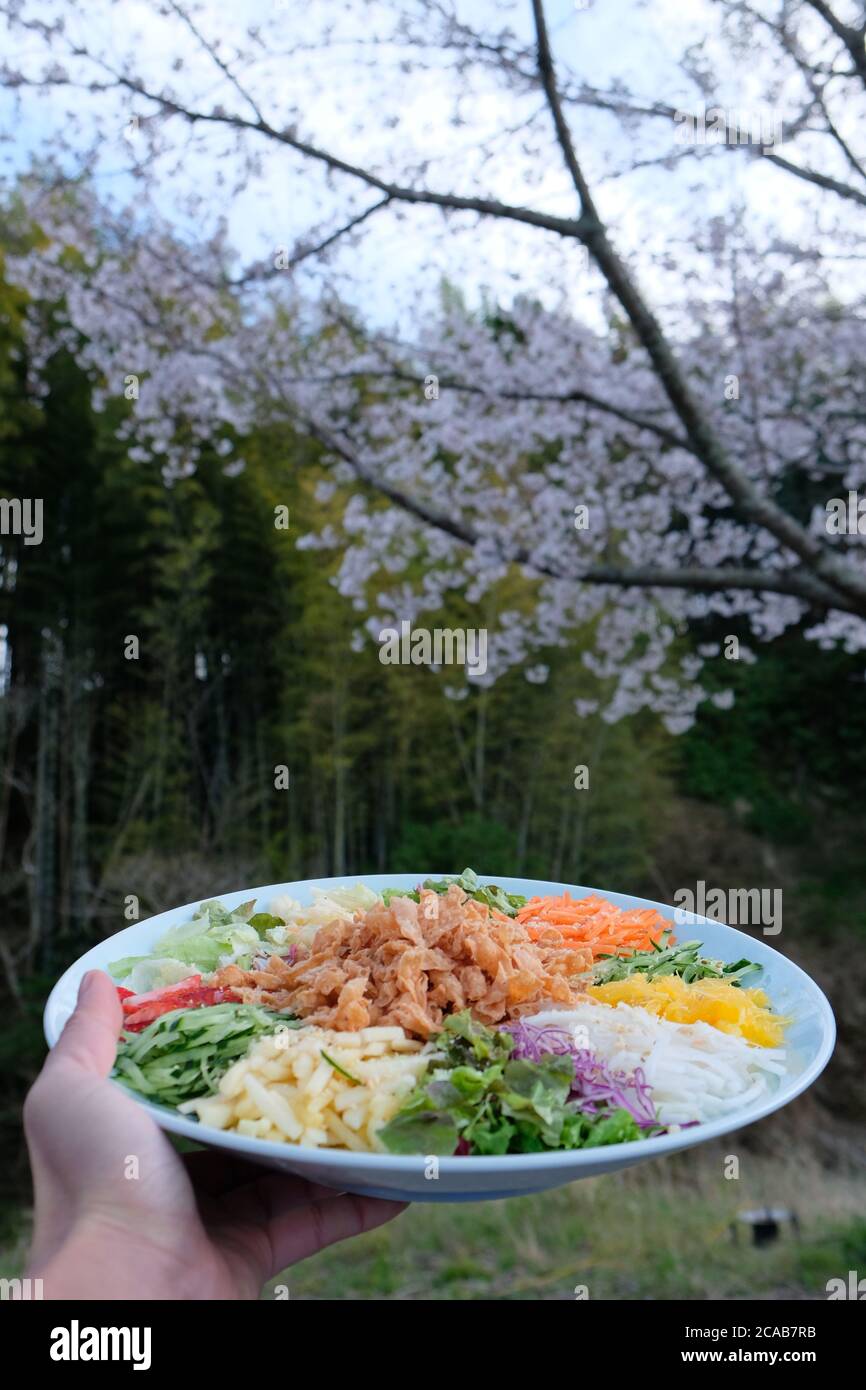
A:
29;1213;194;1301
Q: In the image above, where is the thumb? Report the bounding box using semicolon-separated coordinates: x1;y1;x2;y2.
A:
50;970;123;1076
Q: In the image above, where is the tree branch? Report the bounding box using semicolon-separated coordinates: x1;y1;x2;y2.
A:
229;196;393;285
7;1;866;616
803;0;866;84
59;58;594;242
322;364;693;452
303;412;855;611
760;148;866;205
164;0;265;123
557;85;866;207
529;0;866;613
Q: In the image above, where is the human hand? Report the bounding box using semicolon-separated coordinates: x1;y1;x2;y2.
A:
24;970;406;1299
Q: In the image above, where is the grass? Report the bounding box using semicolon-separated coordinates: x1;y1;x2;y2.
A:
261;1145;866;1300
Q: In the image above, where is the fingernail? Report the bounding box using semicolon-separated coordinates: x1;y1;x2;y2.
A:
78;970;100;1002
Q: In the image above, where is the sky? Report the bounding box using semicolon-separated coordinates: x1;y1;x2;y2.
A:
0;0;858;333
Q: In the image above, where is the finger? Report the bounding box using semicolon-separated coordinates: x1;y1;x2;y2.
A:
257;1184;406;1276
49;970;122;1076
185;1149;343;1204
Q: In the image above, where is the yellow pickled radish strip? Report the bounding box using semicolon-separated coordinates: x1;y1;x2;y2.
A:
588;974;789;1047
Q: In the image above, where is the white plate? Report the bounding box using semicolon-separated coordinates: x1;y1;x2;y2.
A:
44;875;836;1203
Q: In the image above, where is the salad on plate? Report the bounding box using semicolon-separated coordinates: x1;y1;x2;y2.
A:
103;869;794;1158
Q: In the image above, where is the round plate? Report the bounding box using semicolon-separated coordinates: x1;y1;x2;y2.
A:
43;875;836;1203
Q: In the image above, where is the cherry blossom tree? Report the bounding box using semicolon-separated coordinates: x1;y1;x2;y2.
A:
2;0;866;726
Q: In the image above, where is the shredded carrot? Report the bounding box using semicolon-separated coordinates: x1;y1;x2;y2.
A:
515;893;671;960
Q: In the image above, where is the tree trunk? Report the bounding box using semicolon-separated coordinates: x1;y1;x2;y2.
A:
68;659;91;938
33;633;62;970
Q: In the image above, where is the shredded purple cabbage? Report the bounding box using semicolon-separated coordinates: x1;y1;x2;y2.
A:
506;1019;658;1130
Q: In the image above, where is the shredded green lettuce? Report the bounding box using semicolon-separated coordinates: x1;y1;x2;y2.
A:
110;957;200;994
109;898;283;981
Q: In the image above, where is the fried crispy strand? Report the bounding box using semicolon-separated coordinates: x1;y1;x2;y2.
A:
212;885;590;1039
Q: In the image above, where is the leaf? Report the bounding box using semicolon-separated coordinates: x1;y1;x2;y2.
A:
582;1108;641;1147
378;1105;459;1156
440;1009;514;1065
248;912;285;932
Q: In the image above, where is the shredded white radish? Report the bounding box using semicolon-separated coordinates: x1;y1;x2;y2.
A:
525;1000;787;1126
